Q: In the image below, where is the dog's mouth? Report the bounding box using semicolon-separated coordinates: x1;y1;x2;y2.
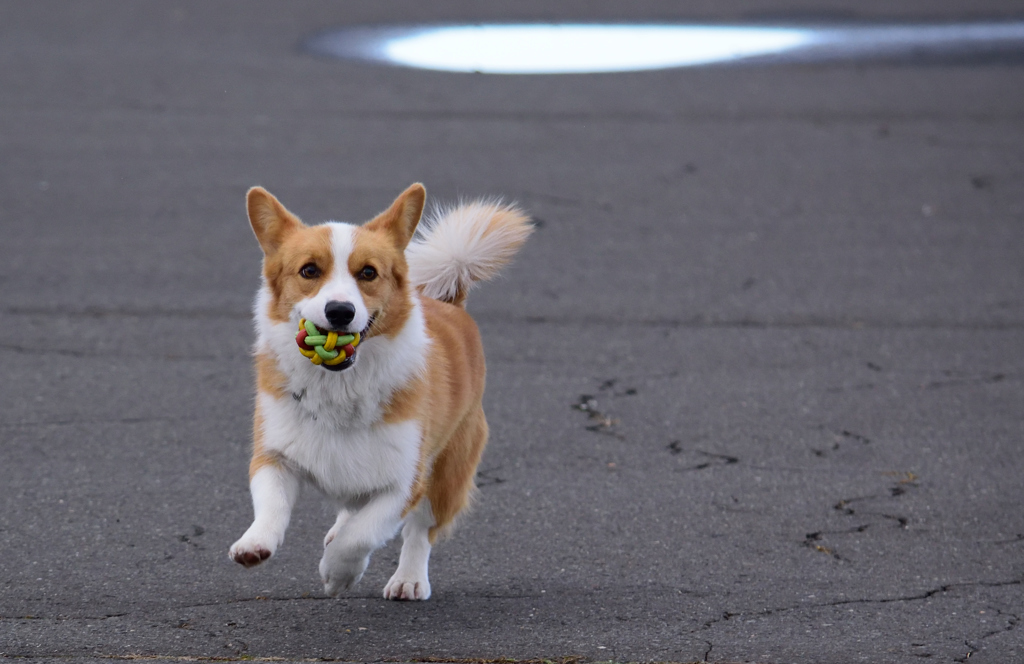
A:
295;316;374;372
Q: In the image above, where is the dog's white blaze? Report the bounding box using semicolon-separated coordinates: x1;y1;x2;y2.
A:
292;222;371;333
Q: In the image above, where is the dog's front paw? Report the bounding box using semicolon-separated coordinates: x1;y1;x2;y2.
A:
319;550;369;597
383;573;431;601
229;536;275;567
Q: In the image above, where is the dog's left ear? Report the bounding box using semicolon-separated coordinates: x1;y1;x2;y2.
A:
364;183;426;251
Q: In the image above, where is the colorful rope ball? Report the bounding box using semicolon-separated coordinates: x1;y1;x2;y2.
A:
295;318;361;368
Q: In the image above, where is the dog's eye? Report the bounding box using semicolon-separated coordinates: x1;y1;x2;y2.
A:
299;263;321;279
358;266;377;281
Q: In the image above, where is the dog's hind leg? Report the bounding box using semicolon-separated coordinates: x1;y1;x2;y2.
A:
383;409;488;600
319;488;407;597
383;499;435;600
426;408;488;542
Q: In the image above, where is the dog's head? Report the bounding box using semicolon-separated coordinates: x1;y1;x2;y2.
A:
247;183;425;370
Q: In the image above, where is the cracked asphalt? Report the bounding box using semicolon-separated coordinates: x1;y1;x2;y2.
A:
1;2;1022;663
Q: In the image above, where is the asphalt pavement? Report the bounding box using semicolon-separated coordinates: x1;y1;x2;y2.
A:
1;2;1023;663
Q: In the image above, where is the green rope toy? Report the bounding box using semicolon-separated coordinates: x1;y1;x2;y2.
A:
295;318;361;367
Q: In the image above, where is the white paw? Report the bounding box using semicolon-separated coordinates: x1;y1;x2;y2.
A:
319;551;369;597
383;573;431;601
228;535;275;568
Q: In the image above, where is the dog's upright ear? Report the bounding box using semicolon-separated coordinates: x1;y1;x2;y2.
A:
364;183;426;251
247;187;304;255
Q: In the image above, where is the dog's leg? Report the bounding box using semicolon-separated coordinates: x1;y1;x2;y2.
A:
384;499;435;600
323;508;351;548
229;464;300;567
426;409;488;540
319;489;406;596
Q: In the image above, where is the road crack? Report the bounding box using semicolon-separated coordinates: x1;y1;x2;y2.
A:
699;577;1023;632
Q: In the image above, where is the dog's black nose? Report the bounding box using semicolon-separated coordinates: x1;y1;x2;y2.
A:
324;301;356;329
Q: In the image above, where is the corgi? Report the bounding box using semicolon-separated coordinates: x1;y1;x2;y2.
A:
228;183;531;601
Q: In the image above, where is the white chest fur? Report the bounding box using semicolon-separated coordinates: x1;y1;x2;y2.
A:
259;393;420;498
253;286;430;501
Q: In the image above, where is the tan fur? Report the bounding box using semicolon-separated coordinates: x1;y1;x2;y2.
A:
247;187;335;325
349;183;424;339
381;297;488;540
248;403;280;480
348;186;493;540
358;186;491;542
426;409;488;542
364;183;426;250
348;226;412;340
247;187;303;254
255;351;288;399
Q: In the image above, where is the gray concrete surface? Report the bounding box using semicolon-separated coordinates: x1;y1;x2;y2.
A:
2;2;1023;663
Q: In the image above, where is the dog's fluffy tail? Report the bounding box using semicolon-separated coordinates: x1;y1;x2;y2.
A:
406;200;532;305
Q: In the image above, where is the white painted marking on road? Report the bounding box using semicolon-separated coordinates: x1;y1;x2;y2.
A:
307;22;1024;74
383;25;811;73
